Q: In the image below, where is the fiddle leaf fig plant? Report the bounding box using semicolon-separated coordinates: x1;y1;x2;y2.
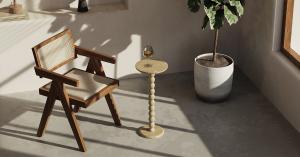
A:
188;0;245;62
188;0;245;30
188;0;244;29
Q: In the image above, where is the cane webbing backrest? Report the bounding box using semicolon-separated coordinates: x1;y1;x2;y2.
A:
32;29;76;71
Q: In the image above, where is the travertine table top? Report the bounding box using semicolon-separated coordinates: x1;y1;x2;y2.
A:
135;59;168;74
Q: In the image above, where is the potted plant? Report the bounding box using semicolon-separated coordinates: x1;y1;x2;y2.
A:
188;0;245;101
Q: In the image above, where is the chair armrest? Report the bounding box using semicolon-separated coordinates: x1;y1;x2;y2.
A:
34;67;79;87
75;46;116;64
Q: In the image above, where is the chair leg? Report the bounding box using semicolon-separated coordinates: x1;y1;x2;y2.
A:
105;93;121;126
56;82;87;152
61;100;87;152
37;95;56;137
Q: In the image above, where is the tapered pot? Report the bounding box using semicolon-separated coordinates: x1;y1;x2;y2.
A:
194;53;234;102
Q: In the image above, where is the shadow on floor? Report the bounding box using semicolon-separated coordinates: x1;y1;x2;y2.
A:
0;95;183;157
0;148;42;157
118;70;300;157
0;125;181;157
1;71;300;157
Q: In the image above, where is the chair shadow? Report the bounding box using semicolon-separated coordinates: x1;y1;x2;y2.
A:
1;124;182;157
0;128;78;151
0;148;43;157
27;106;137;132
0;96;182;157
28;104;197;134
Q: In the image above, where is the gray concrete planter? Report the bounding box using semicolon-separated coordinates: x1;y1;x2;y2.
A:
194;53;234;102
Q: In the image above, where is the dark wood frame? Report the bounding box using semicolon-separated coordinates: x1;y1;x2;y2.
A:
32;29;121;152
282;0;300;68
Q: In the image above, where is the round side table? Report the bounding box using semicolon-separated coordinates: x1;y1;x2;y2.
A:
135;59;168;139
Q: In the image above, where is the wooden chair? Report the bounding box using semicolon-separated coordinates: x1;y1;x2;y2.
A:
32;29;121;152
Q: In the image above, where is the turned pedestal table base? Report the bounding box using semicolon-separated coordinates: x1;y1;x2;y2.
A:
138;125;164;139
135;59;168;139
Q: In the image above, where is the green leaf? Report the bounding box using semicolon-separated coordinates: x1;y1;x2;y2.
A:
211;0;222;4
213;9;225;29
225;3;239;16
204;0;218;9
202;15;209;29
224;4;238;25
188;0;202;12
229;0;244;16
239;0;245;6
204;3;216;29
204;0;226;30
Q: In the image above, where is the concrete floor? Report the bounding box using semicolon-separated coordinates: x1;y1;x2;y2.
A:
0;71;300;157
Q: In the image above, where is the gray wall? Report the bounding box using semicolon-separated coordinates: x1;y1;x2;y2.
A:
236;0;300;132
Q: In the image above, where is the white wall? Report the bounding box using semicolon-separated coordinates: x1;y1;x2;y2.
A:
291;0;300;53
0;0;215;94
236;0;300;132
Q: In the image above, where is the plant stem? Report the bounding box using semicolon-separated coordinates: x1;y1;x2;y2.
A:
213;29;219;62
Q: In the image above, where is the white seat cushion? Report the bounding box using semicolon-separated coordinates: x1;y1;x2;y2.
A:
43;69;116;101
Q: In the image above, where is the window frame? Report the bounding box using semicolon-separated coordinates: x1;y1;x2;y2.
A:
282;0;300;68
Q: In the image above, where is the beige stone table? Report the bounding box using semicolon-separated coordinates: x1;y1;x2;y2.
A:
135;59;168;139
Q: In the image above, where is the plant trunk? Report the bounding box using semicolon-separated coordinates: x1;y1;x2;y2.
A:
213;29;219;62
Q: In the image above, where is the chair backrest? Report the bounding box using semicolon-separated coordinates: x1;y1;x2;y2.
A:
32;29;76;71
